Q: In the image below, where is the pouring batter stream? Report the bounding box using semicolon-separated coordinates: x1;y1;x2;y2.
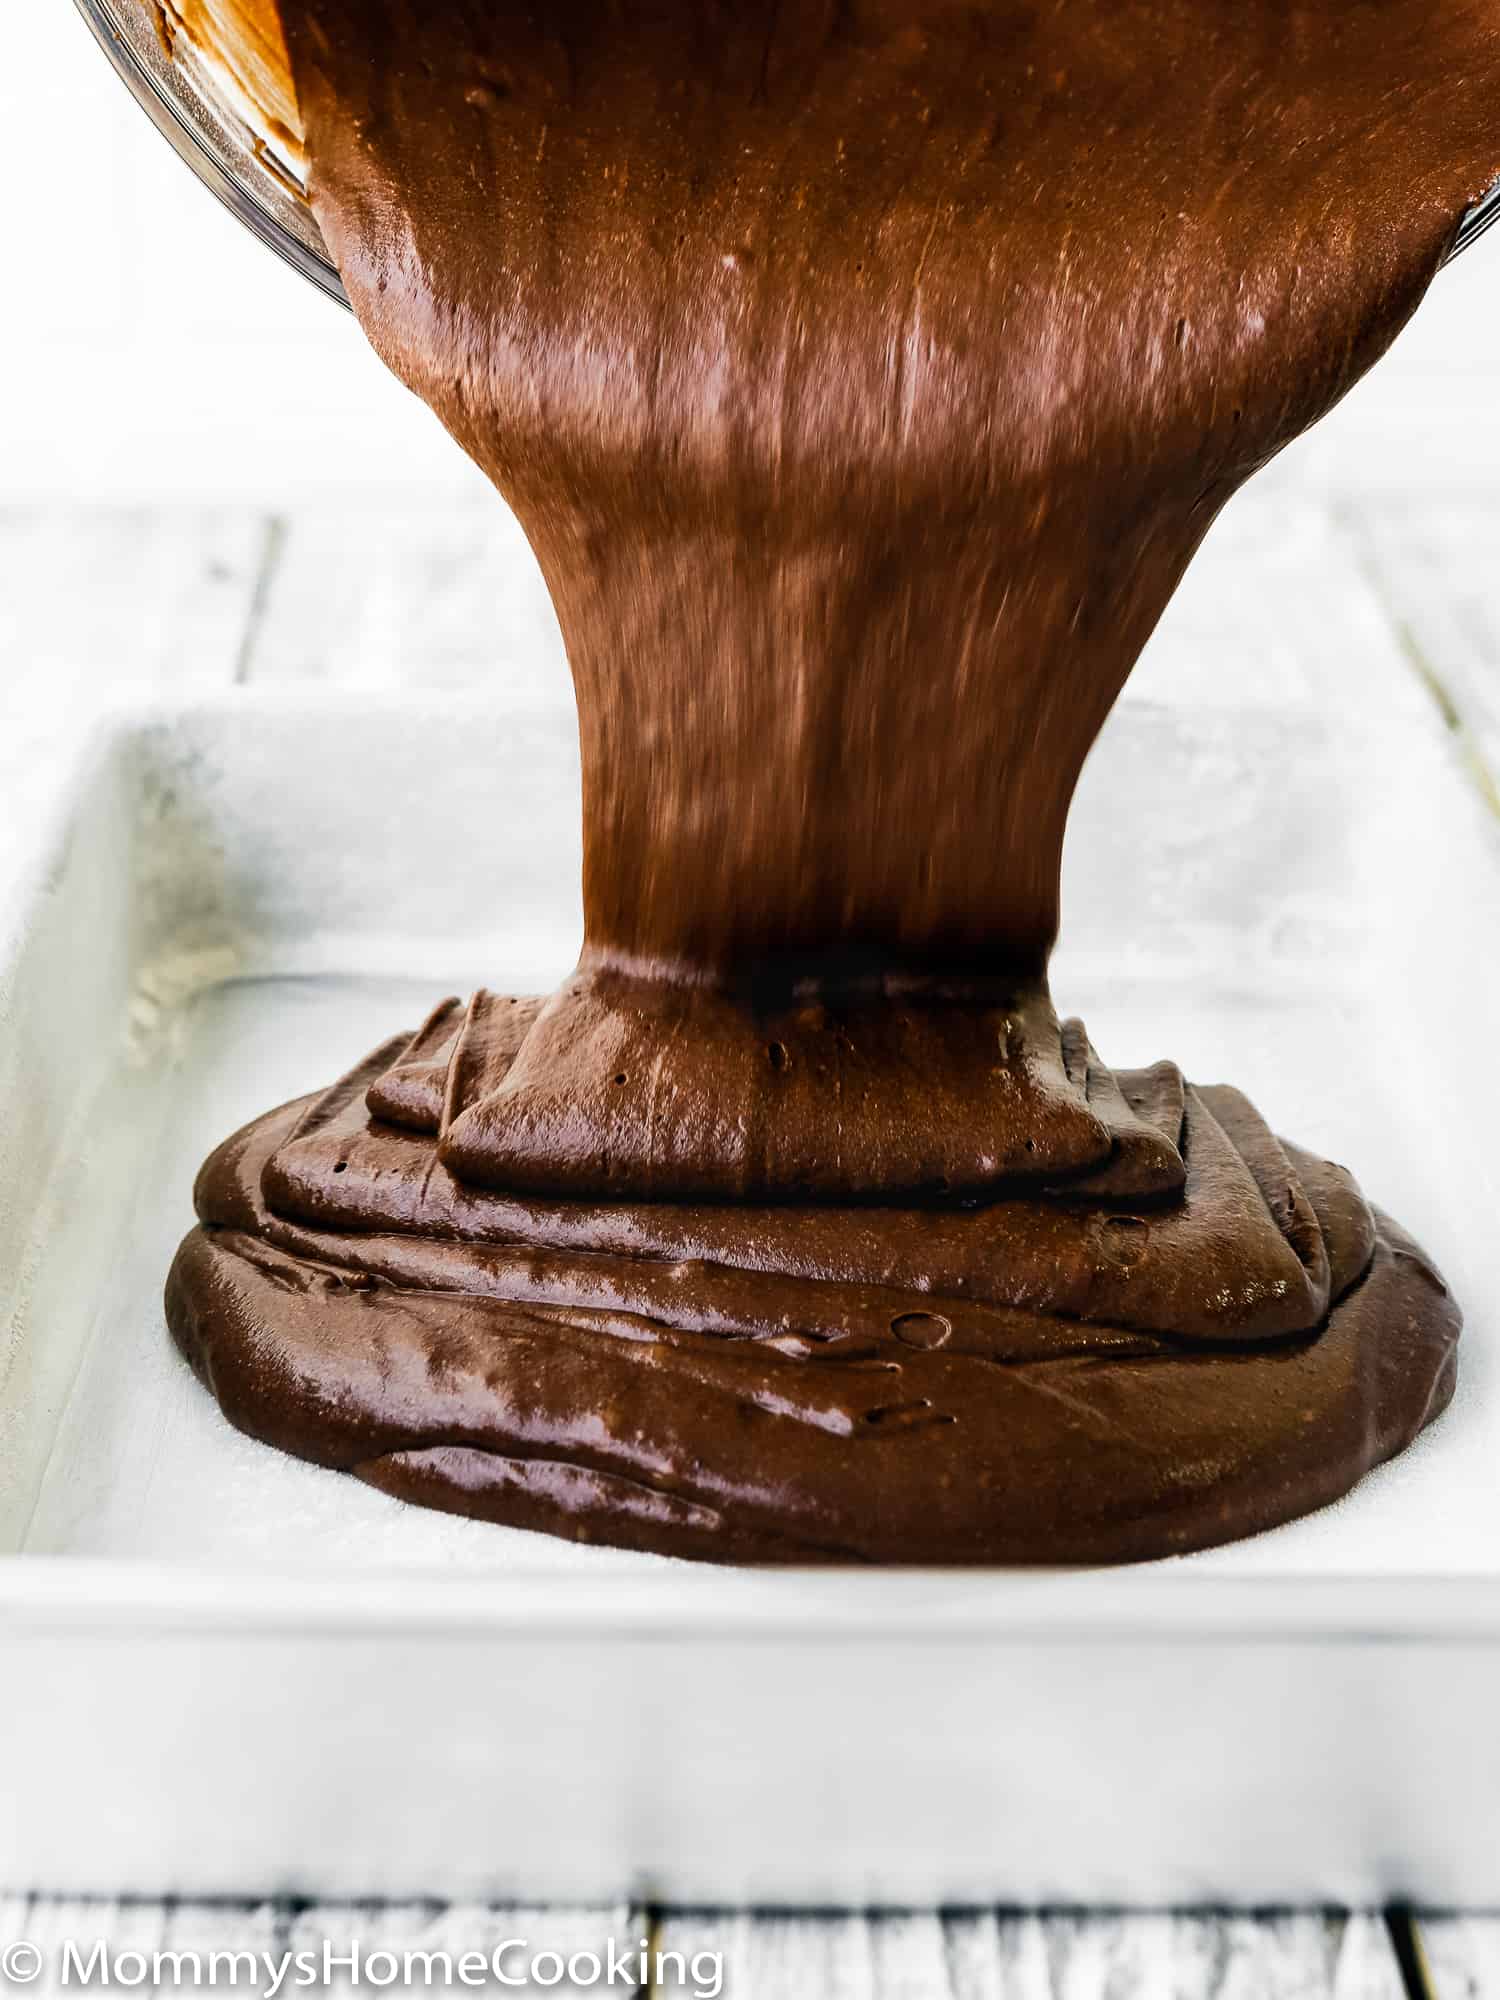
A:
167;0;1500;1561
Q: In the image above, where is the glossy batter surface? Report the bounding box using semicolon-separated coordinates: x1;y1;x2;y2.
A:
168;0;1499;1561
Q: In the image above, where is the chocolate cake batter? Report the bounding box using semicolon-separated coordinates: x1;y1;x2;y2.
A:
166;1;1500;1562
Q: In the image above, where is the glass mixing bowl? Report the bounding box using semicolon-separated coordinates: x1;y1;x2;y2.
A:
72;0;345;305
72;0;1500;309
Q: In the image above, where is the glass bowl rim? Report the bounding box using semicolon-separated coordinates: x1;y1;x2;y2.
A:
70;0;1500;310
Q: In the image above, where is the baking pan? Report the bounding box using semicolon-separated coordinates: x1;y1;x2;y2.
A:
2;685;1498;1904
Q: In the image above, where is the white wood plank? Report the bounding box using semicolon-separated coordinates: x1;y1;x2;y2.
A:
242;504;568;699
0;505;268;690
1343;498;1500;794
0;506;268;702
0;1898;648;2000
653;1910;1407;1998
0;1894;251;2000
1092;492;1430;722
0;1899;1408;2000
279;1901;649;2000
1030;1912;1404;2000
1410;1913;1498;1997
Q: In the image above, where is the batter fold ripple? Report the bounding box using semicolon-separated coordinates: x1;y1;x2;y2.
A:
166;993;1458;1563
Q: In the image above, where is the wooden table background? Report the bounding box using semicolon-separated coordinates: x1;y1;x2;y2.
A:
3;494;1499;1998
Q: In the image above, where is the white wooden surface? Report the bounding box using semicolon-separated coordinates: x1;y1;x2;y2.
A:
1423;1918;1500;1997
0;1899;1424;1998
4;495;1499;1992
